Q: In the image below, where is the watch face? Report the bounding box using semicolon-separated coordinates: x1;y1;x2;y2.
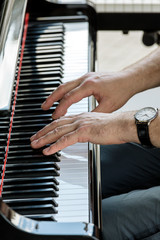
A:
135;107;158;122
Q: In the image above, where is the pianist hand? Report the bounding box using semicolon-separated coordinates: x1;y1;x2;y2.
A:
41;71;136;119
41;48;160;119
30;111;141;155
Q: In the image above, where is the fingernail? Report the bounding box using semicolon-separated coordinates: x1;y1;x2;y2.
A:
31;139;39;146
30;134;36;141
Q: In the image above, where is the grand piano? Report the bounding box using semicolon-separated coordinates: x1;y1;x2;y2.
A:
0;0;101;239
1;0;160;239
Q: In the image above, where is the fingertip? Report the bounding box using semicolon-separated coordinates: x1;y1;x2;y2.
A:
30;134;36;142
52;113;57;119
43;147;52;155
41;101;50;110
31;139;39;148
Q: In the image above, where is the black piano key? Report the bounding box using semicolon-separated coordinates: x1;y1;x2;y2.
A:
22;57;63;65
25;36;64;44
14;107;55;116
23;45;63;53
26;214;55;221
28;22;63;28
26;32;64;39
12;114;52;122
19;72;62;80
24;41;63;49
0;133;8;138
9;138;32;145
7;149;45;156
19;67;63;76
22;53;63;61
10;132;36;138
27;27;64;35
0;149;5;157
20;66;63;74
10;124;45;133
12;119;52;126
16;91;53;99
21;63;63;71
3;181;59;192
0;126;9;133
0;121;10;126
23;48;63;56
15;101;57;109
5;162;60;171
16;87;57;94
12;204;57;215
0;139;7;145
2;187;58;199
4;176;59;186
4;167;59;178
18;80;62;88
13;117;52;123
15;95;49;102
6;154;60;164
12;123;46;130
4;197;58;208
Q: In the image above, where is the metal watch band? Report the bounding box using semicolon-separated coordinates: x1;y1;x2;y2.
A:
136;122;153;147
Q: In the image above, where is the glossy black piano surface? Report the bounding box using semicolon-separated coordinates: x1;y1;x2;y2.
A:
0;0;101;239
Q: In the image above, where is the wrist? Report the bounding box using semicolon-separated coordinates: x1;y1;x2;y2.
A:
119;111;140;144
122;68;146;96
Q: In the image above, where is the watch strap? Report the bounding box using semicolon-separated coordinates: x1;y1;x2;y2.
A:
136;122;153;147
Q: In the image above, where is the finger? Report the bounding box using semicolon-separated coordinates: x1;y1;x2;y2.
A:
42;131;78;155
31;123;77;149
30;117;74;142
41;78;83;110
52;84;93;119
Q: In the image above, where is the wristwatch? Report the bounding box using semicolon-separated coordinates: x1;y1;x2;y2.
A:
134;107;158;147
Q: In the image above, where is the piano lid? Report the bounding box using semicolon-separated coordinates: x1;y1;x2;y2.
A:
0;0;27;114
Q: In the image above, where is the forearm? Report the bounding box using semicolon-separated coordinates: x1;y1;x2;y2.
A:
123;47;160;95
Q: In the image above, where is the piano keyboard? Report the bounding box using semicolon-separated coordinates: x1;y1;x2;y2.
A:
0;17;90;223
92;0;160;13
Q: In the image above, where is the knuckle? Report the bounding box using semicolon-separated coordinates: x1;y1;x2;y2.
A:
60;135;68;144
84;78;96;88
63;92;72;101
63;93;73;105
57;84;65;94
53;127;62;135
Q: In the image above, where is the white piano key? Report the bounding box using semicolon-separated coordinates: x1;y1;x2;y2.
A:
55;215;88;222
55;22;89;222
